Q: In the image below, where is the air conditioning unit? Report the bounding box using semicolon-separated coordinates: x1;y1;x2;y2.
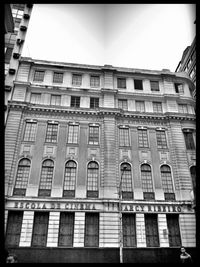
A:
9;68;16;75
20;25;27;32
17;39;24;45
13;53;20;59
23;13;30;19
5;86;12;92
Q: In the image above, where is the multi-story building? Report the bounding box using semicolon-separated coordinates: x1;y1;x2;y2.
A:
5;4;33;124
175;36;196;99
5;57;196;263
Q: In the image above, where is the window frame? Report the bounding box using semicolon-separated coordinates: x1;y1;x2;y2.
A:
90;75;100;87
33;70;45;82
153;102;163;113
84;213;99;247
5;211;23;247
58;212;74;247
72;73;82;86
119;126;130;147
87;161;99;198
31;212;49;247
135;101;145;112
183;131;195;150
138;128;149;148
88;125;99;145
50;95;61;106
118;99;128;111
141;164;154;200
38;159;54;197
160;165;175;201
134;79;143;90
90;97;99;108
156;130;168;149
71;96;80;108
23;121;37;142
45;122;58;143
53;72;63;83
122;213;137;247
120;163;133;199
150;80;160;91
30;93;41;104
63;160;77;198
67;124;79;144
145;214;159;247
117;77;126;89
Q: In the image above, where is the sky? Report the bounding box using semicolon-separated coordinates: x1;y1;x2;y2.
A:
22;4;196;72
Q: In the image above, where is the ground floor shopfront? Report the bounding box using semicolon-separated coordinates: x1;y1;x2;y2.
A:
5;198;196;263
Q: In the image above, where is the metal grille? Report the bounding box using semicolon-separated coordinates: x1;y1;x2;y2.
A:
13;159;30;196
118;99;128;110
71;96;80;107
150;81;159;91
30;93;41;104
38;160;54;196
119;127;130;146
58;212;74;247
87;162;98;197
90;97;99;108
117;78;126;88
50;95;61;106
138;129;149;148
33;70;44;82
122;214;136;247
153;102;162;113
72;74;82;86
141;164;154;193
5;211;23;247
63;161;76;197
23;122;37;141
53;72;63;83
156;130;167;149
135;101;145;112
84;213;99;247
90;76;100;87
31;212;49;247
145;214;159;247
166;214;181;247
89;126;99;145
67;125;79;143
45;123;58;143
184;132;195;150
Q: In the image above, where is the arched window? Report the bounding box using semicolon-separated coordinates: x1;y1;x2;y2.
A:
120;163;133;199
190;166;196;201
13;158;31;196
63;161;77;198
160;165;175;201
87;161;99;198
141;164;154;200
38;159;54;196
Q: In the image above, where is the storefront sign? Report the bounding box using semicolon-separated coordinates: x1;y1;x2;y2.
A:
9;200;187;213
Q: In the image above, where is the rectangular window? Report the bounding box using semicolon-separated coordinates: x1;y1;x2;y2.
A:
122;214;136;247
84;213;99;247
31;212;49;247
134;79;143;90
119;127;130;146
5;211;23;247
166;214;181;247
90;97;99;108
174;83;184;94
145;214;159;247
67;124;79;144
136;101;145;112
117;78;126;89
178;104;188;113
5;47;13;64
33;70;45;82
183;132;195;150
138;129;149;148
45;123;58;143
50;95;61;106
153;102;162;113
30;93;41;104
89;125;99;145
58;212;74;247
23;121;37;141
90;75;100;87
53;72;63;83
118;99;128;110
156;130;167;149
72;74;82;86
71;96;80;107
150;81;159;91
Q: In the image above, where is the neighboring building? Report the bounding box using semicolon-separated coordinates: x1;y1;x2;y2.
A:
5;57;196;263
5;4;33;124
175;36;196;99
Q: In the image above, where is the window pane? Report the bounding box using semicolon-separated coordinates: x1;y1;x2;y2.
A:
89;126;99;145
161;165;174;193
138;129;149;148
23;122;37;141
87;162;98;197
31;212;49;247
34;70;44;82
90;76;100;87
136;101;145;112
90;98;99;108
50;95;61;106
145;214;159;247
38;160;54;196
71;96;80;107
45;123;58;143
30;93;41;104
53;72;63;83
153;102;162;113
117;78;126;88
134;79;143;90
72;74;82;86
67;125;79;144
183;132;195;150
119;128;130;146
167;214;181;247
141;164;153;192
85;213;99;247
118;99;128;110
178;104;188;113
63;161;76;197
150;81;159;91
121;163;133;199
123;214;136;247
5;211;23;247
156;131;167;149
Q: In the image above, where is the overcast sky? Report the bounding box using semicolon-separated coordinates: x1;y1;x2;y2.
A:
22;4;196;72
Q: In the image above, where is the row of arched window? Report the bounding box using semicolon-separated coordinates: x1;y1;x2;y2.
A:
13;158;195;200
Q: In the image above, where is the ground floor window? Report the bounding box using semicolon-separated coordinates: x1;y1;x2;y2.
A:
84;213;99;247
31;212;49;247
166;214;181;247
5;211;23;247
122;213;136;247
145;214;159;247
58;212;74;247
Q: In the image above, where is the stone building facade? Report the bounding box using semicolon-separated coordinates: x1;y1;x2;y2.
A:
5;57;196;263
